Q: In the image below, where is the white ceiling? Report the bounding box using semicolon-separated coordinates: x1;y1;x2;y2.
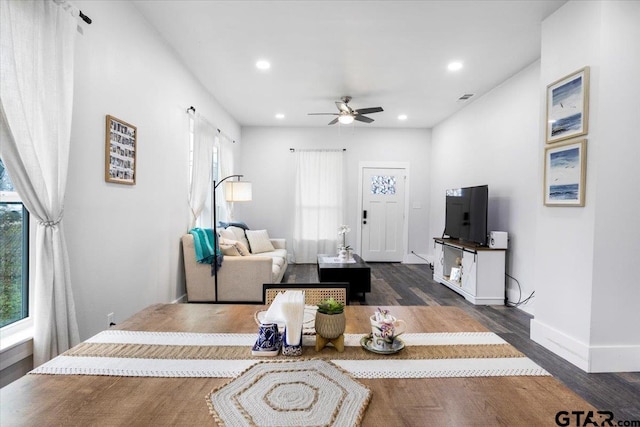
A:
133;0;566;129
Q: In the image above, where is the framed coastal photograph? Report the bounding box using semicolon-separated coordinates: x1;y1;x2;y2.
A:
546;67;589;144
544;139;587;206
105;115;137;185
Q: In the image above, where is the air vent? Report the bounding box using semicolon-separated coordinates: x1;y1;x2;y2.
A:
458;93;474;101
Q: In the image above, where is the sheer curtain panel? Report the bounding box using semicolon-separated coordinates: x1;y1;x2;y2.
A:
293;150;344;263
188;115;215;228
0;0;80;365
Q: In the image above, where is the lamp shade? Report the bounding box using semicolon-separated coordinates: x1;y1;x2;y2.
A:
224;181;252;202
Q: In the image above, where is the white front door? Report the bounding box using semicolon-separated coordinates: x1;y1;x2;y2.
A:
360;167;406;262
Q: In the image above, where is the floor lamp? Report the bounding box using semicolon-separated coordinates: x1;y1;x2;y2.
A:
212;174;252;301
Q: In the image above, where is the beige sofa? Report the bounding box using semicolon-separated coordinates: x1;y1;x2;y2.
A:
181;227;288;302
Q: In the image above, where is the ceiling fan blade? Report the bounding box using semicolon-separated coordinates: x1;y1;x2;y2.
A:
328;117;339;125
335;101;352;113
355;107;384;115
354;115;374;123
308;113;339;116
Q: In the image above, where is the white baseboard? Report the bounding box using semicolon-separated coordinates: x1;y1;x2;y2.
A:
589;345;640;373
530;319;589;371
531;319;640;372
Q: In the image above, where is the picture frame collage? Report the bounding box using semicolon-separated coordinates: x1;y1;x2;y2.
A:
544;67;589;207
105;115;137;185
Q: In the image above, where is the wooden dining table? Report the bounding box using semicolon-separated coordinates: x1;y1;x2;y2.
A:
0;304;597;426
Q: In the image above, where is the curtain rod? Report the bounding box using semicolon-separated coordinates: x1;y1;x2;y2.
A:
187;106;236;144
53;0;91;24
79;10;91;24
290;148;346;152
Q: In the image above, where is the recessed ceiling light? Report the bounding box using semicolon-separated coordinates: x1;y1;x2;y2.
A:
256;60;271;70
448;61;463;72
398;114;408;121
275;113;285;119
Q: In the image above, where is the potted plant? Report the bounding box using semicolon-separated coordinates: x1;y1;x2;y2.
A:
314;298;346;340
337;225;352;260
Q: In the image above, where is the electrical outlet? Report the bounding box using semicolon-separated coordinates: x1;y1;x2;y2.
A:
107;312;114;327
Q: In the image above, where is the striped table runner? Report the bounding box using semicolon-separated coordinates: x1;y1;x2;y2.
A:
30;330;550;379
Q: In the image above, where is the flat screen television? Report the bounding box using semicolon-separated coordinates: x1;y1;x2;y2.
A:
444;185;488;246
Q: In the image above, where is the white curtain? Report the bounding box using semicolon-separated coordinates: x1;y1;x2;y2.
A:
0;0;79;366
188;115;215;228
293;150;344;263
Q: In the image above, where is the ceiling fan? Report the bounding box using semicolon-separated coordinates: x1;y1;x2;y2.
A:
308;96;384;125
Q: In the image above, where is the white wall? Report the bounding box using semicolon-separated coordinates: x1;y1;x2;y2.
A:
590;0;640;367
236;126;432;263
429;61;541;314
64;0;240;340
531;0;640;372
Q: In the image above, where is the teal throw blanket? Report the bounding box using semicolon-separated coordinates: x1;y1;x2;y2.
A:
189;228;223;274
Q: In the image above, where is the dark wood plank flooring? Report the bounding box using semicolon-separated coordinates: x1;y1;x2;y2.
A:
284;262;640;421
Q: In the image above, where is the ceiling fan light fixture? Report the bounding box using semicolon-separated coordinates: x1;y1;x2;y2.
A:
338;114;354;125
256;60;271;70
448;61;463;72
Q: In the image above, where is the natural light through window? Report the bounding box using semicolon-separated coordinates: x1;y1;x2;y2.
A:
0;158;29;328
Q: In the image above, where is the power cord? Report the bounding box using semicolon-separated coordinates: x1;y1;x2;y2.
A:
505;273;535;307
410;251;433;270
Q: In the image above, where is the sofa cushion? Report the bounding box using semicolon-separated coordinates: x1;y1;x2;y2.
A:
248;248;287;259
271;256;285;269
246;229;276;254
272;263;281;280
227;226;251;251
218;228;235;241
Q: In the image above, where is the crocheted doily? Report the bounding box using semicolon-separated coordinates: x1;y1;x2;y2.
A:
207;359;370;426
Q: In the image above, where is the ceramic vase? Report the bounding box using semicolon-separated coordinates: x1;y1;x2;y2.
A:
315;311;346;339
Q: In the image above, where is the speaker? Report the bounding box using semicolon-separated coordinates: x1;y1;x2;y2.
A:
489;231;508;249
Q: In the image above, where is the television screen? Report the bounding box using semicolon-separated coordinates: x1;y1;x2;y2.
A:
444;185;488;246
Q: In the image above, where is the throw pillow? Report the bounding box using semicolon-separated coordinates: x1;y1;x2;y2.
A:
245;229;276;254
233;240;251;256
219;242;241;256
219;237;250;256
227;226;251;251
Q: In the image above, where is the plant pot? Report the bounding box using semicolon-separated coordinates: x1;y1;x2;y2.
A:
315;311;346;339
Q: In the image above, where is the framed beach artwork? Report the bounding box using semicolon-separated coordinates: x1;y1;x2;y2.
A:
544;139;587;207
546;67;589;143
105;115;137;185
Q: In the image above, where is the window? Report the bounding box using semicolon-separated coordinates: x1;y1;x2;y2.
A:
0;159;29;328
371;175;397;195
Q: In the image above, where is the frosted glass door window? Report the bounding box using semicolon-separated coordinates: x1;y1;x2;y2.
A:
371;175;396;195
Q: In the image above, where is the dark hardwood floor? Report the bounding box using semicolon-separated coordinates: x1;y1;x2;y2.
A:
284;262;640;421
